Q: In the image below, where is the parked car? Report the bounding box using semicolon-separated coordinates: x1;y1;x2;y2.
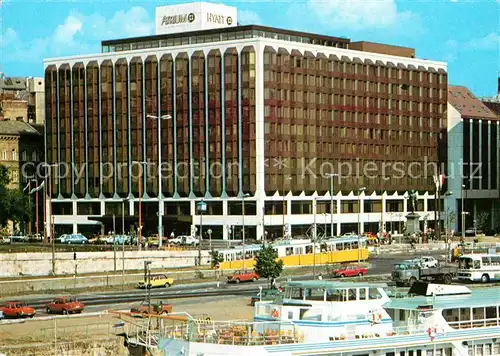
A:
137;274;174;289
227;270;259;284
10;235;29;243
0;236;11;244
250;288;282;306
46;296;84;314
169;235;199;246
130;300;172;317
333;264;367;278
0;301;36;318
64;234;88;244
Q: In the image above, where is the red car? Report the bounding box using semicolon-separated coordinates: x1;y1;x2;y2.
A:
46;296;85;314
333;264;367;278
227;270;260;283
0;301;36;318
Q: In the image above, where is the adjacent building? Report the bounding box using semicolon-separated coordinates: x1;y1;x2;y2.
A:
447;85;500;233
0;74;45;124
44;2;449;239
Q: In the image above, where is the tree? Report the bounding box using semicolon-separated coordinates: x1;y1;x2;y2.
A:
254;245;284;287
209;249;223;268
476;212;490;232
0;164;31;228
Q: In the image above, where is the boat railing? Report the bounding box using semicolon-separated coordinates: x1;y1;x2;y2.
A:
160;320;304;346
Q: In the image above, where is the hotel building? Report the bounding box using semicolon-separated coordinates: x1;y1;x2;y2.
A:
44;2;452;240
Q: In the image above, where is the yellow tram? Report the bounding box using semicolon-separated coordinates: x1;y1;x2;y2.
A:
217;236;369;270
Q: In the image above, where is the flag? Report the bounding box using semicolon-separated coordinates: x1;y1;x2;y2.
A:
29;181;44;194
433;174;445;190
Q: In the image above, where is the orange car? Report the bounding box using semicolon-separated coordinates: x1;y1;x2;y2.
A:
0;301;36;318
46;296;84;314
227;270;260;284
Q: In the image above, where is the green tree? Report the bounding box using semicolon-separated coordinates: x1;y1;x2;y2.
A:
0;164;31;228
476;212;490;232
254;244;284;287
209;250;223;268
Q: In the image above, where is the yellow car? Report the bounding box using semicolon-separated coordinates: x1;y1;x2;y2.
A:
137;274;174;289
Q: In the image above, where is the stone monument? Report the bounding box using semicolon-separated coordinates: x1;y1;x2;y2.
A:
405;190;421;235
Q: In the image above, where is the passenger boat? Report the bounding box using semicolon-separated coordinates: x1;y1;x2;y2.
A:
125;281;500;355
217;236;369;270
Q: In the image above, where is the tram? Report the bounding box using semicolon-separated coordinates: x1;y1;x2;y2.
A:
217;236;368;270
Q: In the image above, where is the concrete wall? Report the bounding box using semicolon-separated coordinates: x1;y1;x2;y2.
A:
0;250;211;277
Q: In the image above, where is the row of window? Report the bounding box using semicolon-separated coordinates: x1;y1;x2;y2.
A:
102;29;347;53
0;150;40;161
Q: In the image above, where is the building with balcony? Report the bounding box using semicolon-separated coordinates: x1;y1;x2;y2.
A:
43;2;449;240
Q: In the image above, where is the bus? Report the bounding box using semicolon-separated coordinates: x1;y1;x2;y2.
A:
457;253;500;283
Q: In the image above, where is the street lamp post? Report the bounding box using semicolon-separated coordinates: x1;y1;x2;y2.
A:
242;193;250;271
313;198;317;278
282;176;292;238
326;173;338;237
197;200;207;266
146;114;171;249
357;187;366;264
461;184;466;243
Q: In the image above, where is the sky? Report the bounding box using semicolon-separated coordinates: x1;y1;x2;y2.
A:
0;0;499;97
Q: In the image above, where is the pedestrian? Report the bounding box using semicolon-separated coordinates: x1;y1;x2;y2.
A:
271;277;276;289
318;273;323;280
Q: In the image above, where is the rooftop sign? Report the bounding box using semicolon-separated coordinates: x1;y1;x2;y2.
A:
155;2;237;35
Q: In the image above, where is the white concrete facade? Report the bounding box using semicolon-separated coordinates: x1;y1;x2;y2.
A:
44;34;448;239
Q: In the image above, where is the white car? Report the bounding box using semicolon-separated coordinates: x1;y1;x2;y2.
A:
413;256;439;269
169;235;199;246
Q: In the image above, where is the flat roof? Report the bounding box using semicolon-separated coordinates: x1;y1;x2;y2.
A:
383;287;500;311
286;281;388;289
101;24;350;46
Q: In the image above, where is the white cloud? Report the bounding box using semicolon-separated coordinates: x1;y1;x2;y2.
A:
307;0;416;30
1;6;154;63
53;15;83;45
463;32;499;51
238;9;262;25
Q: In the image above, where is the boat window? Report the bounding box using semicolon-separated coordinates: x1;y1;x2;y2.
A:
368;288;382;299
386;308;395;320
348;288;357;301
399;310;406;321
326;289;343;301
359;288;367;300
442;308;460;328
288;287;303;300
460;308;471;322
485;306;497;320
473;307;485;326
287;311;293;319
306;288;325;301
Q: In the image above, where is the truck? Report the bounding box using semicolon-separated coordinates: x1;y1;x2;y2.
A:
391;260;457;287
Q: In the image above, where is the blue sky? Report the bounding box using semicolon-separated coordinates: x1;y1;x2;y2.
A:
1;0;498;96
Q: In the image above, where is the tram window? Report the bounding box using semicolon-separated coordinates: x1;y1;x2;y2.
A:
337;243;344;251
352;241;358;249
400;351;405;356
368;288;382;299
295;247;303;254
386;352;395;356
305;245;313;254
286;247;293;256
